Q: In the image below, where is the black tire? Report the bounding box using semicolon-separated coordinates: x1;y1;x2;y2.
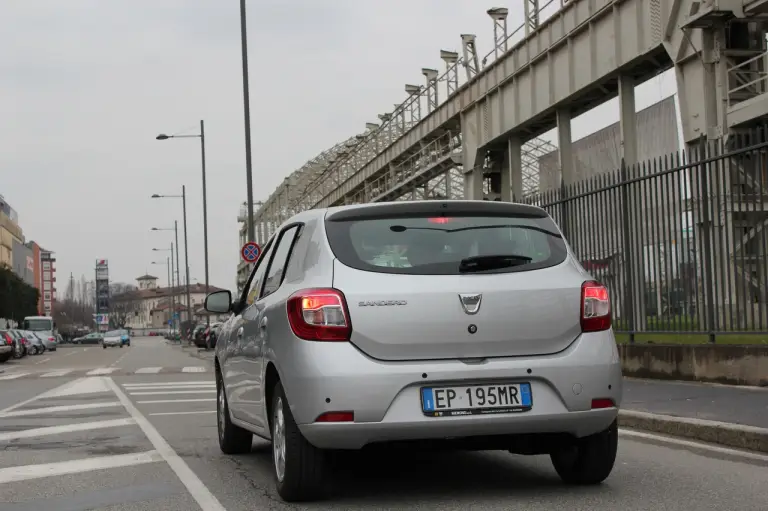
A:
216;370;252;454
102;345;106;349
550;419;618;485
0;353;11;363
270;381;328;502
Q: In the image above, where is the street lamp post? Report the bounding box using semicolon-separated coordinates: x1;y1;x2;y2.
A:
151;258;172;329
151;190;192;325
156;121;210;325
239;0;256;243
152;245;176;330
151;223;182;315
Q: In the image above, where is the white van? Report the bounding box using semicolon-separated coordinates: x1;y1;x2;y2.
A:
23;315;58;351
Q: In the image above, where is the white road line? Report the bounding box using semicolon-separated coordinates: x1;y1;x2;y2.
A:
110;350;131;367
0;401;121;418
181;366;207;373
149;410;216;417
87;368;117;375
134;367;163;374
0;372;29;381
619;428;768;462
0;418;135;442
62;350;79;357
41;369;73;378
0;450;163;484
137;398;216;404
122;380;216;390
129;390;217;396
124;385;215;391
106;378;227;511
34;357;51;365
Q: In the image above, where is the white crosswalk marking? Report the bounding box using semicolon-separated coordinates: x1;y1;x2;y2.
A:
134;367;162;374
181;366;206;373
41;369;73;378
86;368;117;375
123;381;213;387
0;372;29;380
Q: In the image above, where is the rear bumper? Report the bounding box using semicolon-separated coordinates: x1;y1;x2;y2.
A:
273;330;623;450
0;345;12;355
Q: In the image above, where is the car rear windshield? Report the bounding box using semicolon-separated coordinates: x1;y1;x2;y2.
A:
325;209;567;275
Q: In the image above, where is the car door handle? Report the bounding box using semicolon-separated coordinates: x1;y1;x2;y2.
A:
236;327;244;341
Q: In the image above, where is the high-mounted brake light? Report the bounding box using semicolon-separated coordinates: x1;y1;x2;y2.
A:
427;217;452;224
580;281;611;332
287;288;351;342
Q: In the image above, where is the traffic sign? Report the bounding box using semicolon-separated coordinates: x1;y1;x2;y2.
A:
241;241;260;263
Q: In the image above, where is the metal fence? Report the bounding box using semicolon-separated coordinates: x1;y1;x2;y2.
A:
525;128;768;342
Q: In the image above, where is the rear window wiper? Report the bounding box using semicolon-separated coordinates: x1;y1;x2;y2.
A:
458;254;533;273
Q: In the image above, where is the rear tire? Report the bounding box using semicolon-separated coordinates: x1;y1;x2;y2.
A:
0;353;11;363
102;345;106;349
550;419;618;485
271;381;328;502
216;370;252;454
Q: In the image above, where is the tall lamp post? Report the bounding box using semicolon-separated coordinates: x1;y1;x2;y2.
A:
151;259;172;329
239;0;256;243
151;189;192;325
155;122;210;318
151;224;181;309
152;245;176;330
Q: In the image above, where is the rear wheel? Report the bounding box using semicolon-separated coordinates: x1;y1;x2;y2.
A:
271;381;328;502
216;370;252;454
550;419;618;485
0;353;11;363
102;345;106;349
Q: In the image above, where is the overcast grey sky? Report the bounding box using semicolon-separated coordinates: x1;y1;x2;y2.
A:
1;1;676;291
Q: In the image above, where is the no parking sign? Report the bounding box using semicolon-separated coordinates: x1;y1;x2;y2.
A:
241;241;260;263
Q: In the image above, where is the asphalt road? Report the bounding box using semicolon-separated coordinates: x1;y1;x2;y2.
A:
1;337;766;510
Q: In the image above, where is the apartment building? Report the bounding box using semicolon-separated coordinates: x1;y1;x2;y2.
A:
0;194;23;270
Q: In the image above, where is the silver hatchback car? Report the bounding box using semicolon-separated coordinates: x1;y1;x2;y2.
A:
206;200;622;502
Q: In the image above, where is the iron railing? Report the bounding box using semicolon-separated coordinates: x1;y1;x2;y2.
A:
525;128;768;343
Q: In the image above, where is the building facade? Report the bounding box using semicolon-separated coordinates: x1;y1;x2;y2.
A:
112;275;228;329
0;194;22;270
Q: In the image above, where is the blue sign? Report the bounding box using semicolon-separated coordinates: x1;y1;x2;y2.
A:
168;320;172;325
241;241;260;263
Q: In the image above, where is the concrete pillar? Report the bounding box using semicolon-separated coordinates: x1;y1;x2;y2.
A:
501;136;524;202
556;109;575;185
461;110;484;199
618;73;647;332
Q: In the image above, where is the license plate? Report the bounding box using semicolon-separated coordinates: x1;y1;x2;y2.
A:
420;383;532;417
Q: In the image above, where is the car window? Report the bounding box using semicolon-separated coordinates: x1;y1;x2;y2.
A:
325;212;566;275
244;241;275;306
261;225;301;299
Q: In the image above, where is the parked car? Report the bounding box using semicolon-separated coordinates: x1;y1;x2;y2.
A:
0;330;13;362
204;322;223;350
206;201;621;502
102;330;124;349
22;331;46;355
8;330;28;358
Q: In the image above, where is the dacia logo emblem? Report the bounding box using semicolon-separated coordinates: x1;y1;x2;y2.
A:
458;293;482;315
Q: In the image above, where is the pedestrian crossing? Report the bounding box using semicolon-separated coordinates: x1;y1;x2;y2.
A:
0;376;223;508
0;366;211;381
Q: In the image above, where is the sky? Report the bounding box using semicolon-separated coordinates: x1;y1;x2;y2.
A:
1;0;677;292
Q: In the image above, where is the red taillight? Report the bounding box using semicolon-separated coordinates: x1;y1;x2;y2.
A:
315;411;354;423
48;337;56;341
428;217;452;224
286;288;351;342
580;281;611;332
591;398;615;409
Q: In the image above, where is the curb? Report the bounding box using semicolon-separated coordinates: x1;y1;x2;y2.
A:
619;410;768;454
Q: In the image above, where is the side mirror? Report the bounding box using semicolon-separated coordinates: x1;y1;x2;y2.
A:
205;290;232;314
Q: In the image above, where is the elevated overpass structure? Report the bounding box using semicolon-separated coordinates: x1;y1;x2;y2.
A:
238;0;768;328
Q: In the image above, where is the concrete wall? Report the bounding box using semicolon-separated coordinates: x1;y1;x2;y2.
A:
11;239;34;286
619;344;768;387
